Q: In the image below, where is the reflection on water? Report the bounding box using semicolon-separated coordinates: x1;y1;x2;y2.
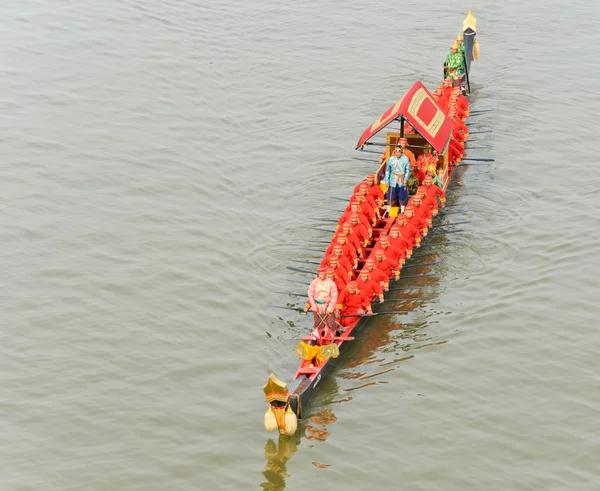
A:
260;408;339;490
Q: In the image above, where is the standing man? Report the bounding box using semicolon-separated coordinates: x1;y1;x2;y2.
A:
384;146;411;213
304;267;338;335
445;43;465;84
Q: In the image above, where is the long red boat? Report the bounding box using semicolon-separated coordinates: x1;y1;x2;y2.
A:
264;11;481;436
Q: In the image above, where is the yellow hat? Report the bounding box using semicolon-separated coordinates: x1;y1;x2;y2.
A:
452;42;459;50
456;33;463;41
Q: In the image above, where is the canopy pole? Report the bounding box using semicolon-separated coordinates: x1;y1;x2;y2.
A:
400;116;405;138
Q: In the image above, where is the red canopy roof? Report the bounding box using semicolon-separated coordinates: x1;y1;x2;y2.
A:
355;81;453;154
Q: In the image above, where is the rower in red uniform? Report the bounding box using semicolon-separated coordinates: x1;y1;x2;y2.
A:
324;255;350;285
378;233;406;269
453;116;469;138
389;224;413;258
396;213;422;249
356;269;384;304
356;183;379;213
335;281;372;328
453;88;470;116
354;174;385;210
335;222;363;258
423;175;446;212
321;244;354;276
442;78;454;99
324;233;358;269
352;193;377;227
347;213;371;247
326;266;346;294
338;202;372;238
447;135;463;165
365;258;390;291
409;195;432;231
404;206;428;239
417;185;439;217
374;248;399;281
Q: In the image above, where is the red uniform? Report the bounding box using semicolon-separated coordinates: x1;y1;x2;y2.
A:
354;180;385;204
456;94;469;114
336;286;372;327
324;241;357;268
354;199;376;225
411;199;432;227
366;265;390;290
328;273;347;293
355;186;378;211
326;262;350;285
424;183;446;210
379;242;406;266
448;138;463;164
389;231;413;255
453;118;468;136
356;275;384;302
338;210;372;236
374;253;398;279
406;206;430;234
395;216;421;247
334;228;363;257
321;253;353;278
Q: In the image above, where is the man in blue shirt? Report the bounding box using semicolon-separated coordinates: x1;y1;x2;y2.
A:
384;146;411;213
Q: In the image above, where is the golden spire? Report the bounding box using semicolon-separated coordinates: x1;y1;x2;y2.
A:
463;9;477;33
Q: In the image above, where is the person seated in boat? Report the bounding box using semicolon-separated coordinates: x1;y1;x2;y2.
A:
351;193;377;226
422;175;446;212
356;269;384;304
324;233;358;269
346;214;371;247
398;138;416;169
452;115;469;139
408;194;433;231
326;266;347;295
445;43;465;84
354;174;384;204
342;196;375;230
321;244;355;274
378;233;406;270
395;213;421;249
363;174;386;215
433;87;449;112
449;99;467;121
452;87;470;116
335;281;373;328
383;146;410;214
334;222;364;258
389;224;413;258
442;77;454;99
447;134;463;165
338;201;372;238
304;267;338;336
417;185;440;217
356;184;381;220
374;248;400;281
324;255;350;285
403;205;428;239
365;258;390;292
